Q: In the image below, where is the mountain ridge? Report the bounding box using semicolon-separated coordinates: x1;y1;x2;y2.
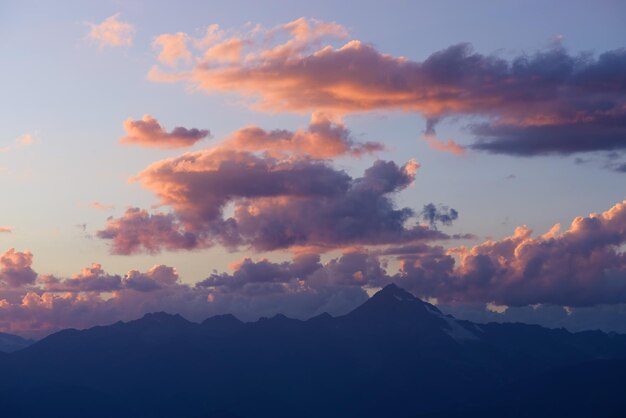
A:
1;284;625;418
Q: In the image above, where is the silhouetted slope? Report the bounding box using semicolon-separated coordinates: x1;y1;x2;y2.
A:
0;284;625;418
0;332;34;353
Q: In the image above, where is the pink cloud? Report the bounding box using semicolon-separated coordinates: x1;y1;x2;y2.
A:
223;112;383;158
0;248;37;288
87;13;135;48
0;252;372;338
120;115;210;149
152;32;192;67
90;201;114;211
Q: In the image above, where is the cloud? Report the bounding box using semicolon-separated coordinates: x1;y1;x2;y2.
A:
1;133;35;153
16;134;33;146
97;150;448;254
40;263;179;293
3;200;626;337
0;249;37;288
605;157;626;173
224;112;383;159
97;208;199;254
40;263;122;293
87;13;135;48
422;133;466;155
0;251;375;337
422;120;465;155
148;18;626;159
120;115;210;149
396;200;626;307
90;201;114;211
614;162;626;172
152;32;192;67
420;203;459;229
199;250;388;293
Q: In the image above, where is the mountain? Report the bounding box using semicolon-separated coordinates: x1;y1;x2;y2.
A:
0;284;625;417
0;332;34;353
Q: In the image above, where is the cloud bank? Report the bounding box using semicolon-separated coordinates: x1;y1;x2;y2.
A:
3;199;626;337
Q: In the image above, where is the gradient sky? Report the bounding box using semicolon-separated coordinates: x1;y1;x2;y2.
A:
1;0;626;337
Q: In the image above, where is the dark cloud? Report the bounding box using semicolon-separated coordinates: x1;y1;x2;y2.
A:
98;153;448;254
40;263;180;293
97;209;199;255
420;203;459;229
199;250;390;292
470;115;626;156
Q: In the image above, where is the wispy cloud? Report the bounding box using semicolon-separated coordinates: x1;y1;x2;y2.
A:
1;133;35;153
87;13;135;48
89;201;114;211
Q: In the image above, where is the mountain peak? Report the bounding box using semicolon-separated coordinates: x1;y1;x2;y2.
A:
377;283;418;301
139;311;190;326
345;283;443;319
202;313;242;326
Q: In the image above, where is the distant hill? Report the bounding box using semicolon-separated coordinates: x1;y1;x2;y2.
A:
0;284;625;417
0;332;34;353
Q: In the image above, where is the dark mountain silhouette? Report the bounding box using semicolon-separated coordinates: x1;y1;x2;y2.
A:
1;284;625;417
0;332;34;353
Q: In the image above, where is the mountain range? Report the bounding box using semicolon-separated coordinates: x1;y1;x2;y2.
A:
1;284;625;417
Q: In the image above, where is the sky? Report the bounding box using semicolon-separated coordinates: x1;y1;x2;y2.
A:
1;0;626;337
